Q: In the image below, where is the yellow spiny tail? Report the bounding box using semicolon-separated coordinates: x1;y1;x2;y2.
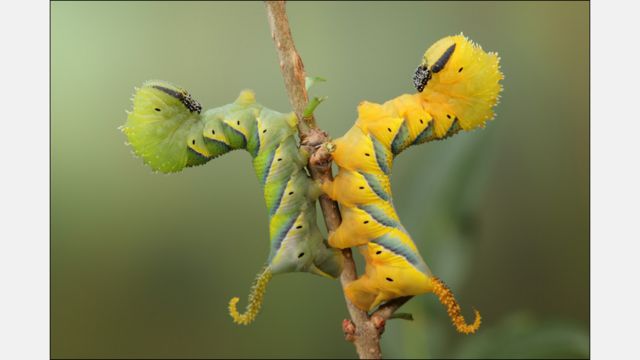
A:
228;268;273;325
431;277;481;334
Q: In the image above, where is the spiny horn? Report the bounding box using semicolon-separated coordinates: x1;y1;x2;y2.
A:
431;276;481;334
228;268;273;325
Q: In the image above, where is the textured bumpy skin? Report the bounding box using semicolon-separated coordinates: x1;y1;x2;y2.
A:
322;34;502;334
122;81;342;325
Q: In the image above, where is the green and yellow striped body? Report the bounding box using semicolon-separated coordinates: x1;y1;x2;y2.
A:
122;81;342;325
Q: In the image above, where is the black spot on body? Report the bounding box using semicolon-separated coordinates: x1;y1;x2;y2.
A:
192;140;196;145
365;153;370;157
419;119;423;124
387;128;392;133
237;121;240;126
386;277;393;282
447;114;451;119
296;225;302;229
289;191;294;195
364;220;369;224
263;129;267;133
298;253;305;258
359;186;365;190
155;108;161;112
376;250;382;255
459;67;464;72
277;158;282;161
211;129;215;135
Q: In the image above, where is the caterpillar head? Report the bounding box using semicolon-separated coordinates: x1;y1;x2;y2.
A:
122;80;211;173
151;81;203;114
413;34;503;131
412;36;457;92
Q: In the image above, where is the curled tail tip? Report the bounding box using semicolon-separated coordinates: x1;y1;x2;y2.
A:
228;296;240;317
228;296;252;325
456;308;482;335
227;269;272;326
431;277;482;335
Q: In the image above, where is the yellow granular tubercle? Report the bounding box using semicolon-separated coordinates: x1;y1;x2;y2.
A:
228;268;273;325
431;277;481;334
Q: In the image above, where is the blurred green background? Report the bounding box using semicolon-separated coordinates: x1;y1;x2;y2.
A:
52;1;588;358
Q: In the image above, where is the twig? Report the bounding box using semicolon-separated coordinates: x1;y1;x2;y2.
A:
264;1;410;358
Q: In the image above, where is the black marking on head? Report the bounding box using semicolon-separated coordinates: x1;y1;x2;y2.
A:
211;129;215;135
237;120;240;126
263;129;267;133
376;250;382;255
359;186;365;190
458;67;464;73
412;65;431;92
296;225;303;229
365;153;370;157
431;43;456;74
192;139;196;145
298;252;305;258
386;277;393;282
289;191;294;195
364;220;369;224
419;119;423;124
387;128;392;133
152;85;202;113
277;158;282;161
446;114;451;119
155;108;161;112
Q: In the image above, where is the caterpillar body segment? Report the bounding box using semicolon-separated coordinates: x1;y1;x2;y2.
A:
325;34;502;334
122;82;342;325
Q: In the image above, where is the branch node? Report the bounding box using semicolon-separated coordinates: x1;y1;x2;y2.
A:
371;314;386;335
342;319;357;342
325;141;336;153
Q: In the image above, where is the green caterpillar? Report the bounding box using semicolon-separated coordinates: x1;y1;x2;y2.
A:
121;80;342;325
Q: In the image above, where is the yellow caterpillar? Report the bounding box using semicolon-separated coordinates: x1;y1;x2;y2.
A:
322;34;503;334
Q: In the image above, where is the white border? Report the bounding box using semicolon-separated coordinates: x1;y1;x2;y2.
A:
0;0;50;359
2;0;640;358
591;0;640;359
